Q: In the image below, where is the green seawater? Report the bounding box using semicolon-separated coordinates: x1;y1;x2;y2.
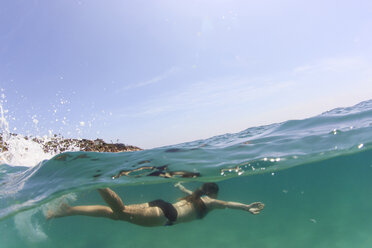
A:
1;100;372;247
1;150;372;248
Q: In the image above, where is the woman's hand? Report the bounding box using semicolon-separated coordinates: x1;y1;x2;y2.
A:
247;202;265;214
174;182;182;188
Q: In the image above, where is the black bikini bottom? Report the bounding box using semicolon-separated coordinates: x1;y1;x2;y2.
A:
148;199;178;226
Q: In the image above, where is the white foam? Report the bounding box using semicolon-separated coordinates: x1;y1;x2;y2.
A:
1;93;81;241
13;193;77;243
0;134;54;167
1;98;80;167
41;193;77;217
14;208;48;242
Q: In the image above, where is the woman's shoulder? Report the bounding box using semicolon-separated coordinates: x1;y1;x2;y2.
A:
200;196;215;205
201;197;227;209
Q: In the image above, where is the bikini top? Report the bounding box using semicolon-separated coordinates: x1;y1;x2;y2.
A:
193;197;208;219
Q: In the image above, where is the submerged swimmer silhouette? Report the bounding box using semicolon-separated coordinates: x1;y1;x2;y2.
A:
47;183;264;226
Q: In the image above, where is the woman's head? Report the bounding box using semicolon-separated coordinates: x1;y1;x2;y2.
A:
200;183;219;198
179;182;219;219
179;182;218;219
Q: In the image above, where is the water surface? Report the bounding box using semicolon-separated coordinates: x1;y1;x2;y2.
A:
1;100;372;247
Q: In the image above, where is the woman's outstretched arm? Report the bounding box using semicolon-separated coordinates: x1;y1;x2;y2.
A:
174;182;193;195
208;199;264;214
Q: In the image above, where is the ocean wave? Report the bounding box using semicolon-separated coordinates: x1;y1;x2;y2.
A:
1;99;372;220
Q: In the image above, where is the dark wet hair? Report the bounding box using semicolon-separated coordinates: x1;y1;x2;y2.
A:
200;182;219;196
181;183;219;219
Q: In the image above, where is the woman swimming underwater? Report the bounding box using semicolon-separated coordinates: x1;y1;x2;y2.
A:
47;183;264;227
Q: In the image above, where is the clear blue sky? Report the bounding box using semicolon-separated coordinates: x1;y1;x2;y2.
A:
1;0;372;148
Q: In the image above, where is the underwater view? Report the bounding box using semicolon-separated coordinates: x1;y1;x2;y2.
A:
1;99;372;248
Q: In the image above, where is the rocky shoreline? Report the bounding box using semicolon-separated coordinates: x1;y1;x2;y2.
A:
0;134;142;153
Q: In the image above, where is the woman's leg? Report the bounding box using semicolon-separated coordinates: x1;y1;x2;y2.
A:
47;203;116;220
66;205;116;218
97;188;125;213
47;188;125;220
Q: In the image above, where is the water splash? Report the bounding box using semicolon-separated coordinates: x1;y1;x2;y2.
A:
0;92;81;167
13;192;77;243
0;92;82;237
14;208;48;242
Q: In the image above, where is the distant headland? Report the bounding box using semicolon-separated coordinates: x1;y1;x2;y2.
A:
0;133;142;153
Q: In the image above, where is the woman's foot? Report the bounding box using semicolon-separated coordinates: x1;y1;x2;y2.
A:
46;203;71;220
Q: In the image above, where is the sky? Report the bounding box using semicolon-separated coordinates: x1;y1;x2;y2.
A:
0;0;372;148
